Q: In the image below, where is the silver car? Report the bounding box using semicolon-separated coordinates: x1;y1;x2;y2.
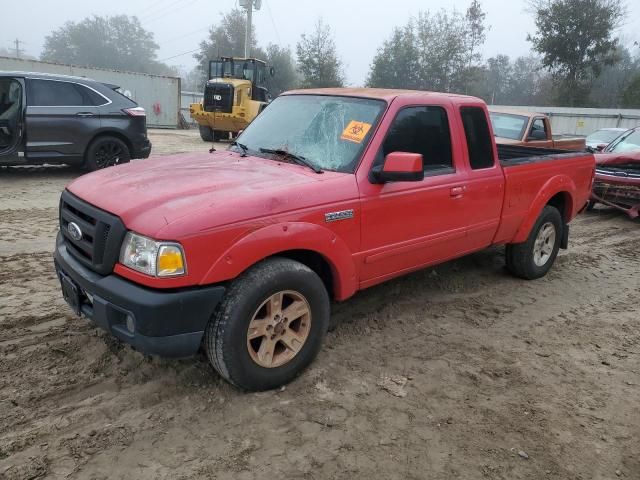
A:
585;127;628;151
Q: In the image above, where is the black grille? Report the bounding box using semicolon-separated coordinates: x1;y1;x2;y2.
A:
59;190;126;275
204;83;233;113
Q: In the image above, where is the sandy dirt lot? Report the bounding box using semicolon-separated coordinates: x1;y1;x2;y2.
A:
1;129;638;479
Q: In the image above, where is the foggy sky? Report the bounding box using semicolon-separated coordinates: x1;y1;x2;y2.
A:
3;0;639;85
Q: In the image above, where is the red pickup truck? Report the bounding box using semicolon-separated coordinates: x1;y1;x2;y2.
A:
54;88;595;391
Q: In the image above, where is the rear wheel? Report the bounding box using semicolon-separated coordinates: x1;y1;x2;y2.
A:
199;125;213;142
506;206;562;280
205;257;330;391
586;200;596;211
84;136;130;171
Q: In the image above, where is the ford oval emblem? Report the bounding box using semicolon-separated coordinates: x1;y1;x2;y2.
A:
67;222;82;241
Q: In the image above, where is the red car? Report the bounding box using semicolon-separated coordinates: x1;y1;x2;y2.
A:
591;127;640;218
54;88;595;390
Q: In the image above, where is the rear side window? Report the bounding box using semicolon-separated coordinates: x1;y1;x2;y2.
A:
461;107;495;170
27;79;107;107
380;106;453;173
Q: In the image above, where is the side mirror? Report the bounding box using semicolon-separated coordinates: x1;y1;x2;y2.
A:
527;129;547;141
371;152;424;183
596;144;607;152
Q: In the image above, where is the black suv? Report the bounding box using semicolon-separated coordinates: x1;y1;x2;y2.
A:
0;72;151;170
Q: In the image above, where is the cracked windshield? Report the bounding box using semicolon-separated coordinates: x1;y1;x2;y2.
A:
234;95;384;172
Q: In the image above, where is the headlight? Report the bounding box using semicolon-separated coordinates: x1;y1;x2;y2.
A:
119;232;186;277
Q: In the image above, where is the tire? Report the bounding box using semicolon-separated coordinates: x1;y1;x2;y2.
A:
213;130;227;142
199;125;213;142
506;205;563;280
84;136;131;171
205;257;330;391
586;200;596;211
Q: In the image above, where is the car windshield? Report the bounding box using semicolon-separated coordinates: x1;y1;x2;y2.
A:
606;129;640;153
232;95;386;173
587;129;625;145
489;113;528;140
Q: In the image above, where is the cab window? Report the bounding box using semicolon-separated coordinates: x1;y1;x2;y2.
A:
529;118;547;140
378;106;454;175
461;107;495;169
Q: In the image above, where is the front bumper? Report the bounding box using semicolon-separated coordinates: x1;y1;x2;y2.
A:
54;232;225;357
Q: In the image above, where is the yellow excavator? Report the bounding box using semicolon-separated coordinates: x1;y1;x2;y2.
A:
190;57;273;141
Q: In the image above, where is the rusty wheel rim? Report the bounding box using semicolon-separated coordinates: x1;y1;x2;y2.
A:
247;290;312;369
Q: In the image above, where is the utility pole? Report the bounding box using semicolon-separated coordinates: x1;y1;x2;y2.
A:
12;38;24;59
245;1;252;58
239;0;261;58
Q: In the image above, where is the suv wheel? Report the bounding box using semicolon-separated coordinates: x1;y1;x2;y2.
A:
506;205;563;280
199;125;213;142
205;257;330;391
84;136;131;171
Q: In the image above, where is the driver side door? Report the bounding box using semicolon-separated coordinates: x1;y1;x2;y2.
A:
356;104;471;287
0;77;26;165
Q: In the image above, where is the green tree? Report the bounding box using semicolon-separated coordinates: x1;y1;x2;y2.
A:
622;74;640;107
485;55;512;104
589;46;640;107
195;9;267;80
527;0;625;106
265;44;298;96
296;19;344;88
366;23;421;89
463;0;488;92
41;15;172;75
366;1;487;93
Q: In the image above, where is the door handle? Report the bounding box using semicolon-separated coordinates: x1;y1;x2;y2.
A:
450;186;465;198
76;112;95;117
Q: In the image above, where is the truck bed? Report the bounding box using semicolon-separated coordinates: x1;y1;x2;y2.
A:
498;144;587;166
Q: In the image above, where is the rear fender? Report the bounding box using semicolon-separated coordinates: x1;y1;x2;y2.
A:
201;222;357;300
512;175;576;244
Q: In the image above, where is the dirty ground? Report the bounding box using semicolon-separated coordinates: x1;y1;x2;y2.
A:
1;129;639;479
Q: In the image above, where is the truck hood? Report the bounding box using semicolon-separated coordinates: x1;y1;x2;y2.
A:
66;151;355;238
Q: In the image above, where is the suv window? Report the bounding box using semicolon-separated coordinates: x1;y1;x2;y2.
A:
27;79;107;107
379;106;453;174
461;107;495;169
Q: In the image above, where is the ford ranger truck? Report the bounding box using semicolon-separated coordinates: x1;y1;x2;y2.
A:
54;89;595;391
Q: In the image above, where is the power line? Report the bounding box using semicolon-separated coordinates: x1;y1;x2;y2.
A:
134;0;175;17
140;0;197;24
160;25;209;45
159;47;201;62
265;0;281;45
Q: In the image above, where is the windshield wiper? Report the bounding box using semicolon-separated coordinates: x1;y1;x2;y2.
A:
230;141;248;157
259;147;323;174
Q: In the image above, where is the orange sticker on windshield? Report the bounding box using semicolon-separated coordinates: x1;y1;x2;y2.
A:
341;121;372;144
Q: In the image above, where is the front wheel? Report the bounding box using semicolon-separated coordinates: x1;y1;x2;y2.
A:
84;136;131;171
199;125;213;142
205;257;330;391
506;205;563;280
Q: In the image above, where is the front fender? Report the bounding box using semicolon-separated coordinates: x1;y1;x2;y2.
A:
201;222;358;300
512;175;576;244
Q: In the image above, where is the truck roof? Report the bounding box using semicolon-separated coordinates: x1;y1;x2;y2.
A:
488;107;543;117
283;87;482;103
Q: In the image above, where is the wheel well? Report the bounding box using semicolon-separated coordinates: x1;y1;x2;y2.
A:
85;131;133;160
547;192;571;222
272;250;334;299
